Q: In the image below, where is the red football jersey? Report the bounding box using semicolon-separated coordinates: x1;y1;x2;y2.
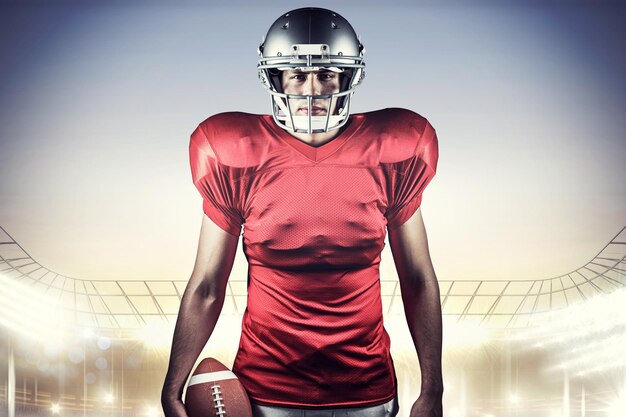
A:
189;108;438;408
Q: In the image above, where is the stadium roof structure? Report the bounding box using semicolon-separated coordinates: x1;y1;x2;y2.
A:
1;226;624;334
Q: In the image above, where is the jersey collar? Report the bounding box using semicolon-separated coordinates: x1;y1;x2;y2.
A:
261;114;365;163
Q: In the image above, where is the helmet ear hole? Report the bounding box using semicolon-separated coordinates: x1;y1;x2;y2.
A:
267;69;284;93
335;69;354;112
339;69;354;92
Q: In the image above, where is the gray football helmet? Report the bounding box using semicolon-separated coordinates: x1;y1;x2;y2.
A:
258;7;365;134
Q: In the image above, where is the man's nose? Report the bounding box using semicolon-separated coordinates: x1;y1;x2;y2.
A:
301;74;320;95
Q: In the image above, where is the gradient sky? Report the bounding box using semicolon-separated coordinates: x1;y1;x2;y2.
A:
0;0;624;282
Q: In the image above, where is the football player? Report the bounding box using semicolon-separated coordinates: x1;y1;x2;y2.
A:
162;7;443;417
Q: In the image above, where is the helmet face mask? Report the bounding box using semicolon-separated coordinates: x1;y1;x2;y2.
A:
258;8;365;134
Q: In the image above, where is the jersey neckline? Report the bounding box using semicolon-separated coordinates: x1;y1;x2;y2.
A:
261;114;366;163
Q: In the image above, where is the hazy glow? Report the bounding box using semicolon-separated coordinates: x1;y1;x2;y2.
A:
442;317;490;348
607;391;626;417
145;406;161;417
516;288;626;374
137;320;174;348
50;403;61;414
523;288;626;339
0;273;71;343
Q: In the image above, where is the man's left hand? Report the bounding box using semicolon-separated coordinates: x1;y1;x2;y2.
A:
409;394;443;417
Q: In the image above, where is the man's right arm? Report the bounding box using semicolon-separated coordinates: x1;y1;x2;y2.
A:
161;214;240;417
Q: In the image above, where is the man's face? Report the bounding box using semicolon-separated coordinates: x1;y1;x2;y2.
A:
280;69;341;116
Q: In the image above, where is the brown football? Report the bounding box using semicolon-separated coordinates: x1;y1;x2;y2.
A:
184;357;252;417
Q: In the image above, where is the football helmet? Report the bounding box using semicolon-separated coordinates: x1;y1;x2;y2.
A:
258;7;365;134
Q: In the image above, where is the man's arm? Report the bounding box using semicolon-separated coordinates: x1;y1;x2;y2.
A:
388;207;443;417
161;214;240;417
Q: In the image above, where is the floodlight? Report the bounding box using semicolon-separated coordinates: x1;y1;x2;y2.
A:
0;273;71;343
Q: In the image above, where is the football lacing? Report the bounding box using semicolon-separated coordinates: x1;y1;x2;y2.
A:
211;384;226;416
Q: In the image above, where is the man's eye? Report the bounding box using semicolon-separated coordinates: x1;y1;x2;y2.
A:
318;73;335;81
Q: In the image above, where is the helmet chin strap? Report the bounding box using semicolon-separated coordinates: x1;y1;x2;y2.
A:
272;93;351;134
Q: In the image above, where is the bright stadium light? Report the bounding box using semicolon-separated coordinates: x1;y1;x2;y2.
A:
522;288;626;344
104;392;114;403
550;332;626;374
51;403;61;414
0;273;72;343
514;287;626;375
82;328;96;339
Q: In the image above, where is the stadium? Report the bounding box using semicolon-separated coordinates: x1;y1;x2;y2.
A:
1;225;624;417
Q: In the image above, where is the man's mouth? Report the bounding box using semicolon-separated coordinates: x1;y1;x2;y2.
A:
297;105;327;116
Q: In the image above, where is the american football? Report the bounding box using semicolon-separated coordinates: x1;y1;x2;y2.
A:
184;357;252;417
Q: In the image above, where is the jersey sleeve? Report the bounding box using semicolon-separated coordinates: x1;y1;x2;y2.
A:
189;124;243;237
385;121;439;230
